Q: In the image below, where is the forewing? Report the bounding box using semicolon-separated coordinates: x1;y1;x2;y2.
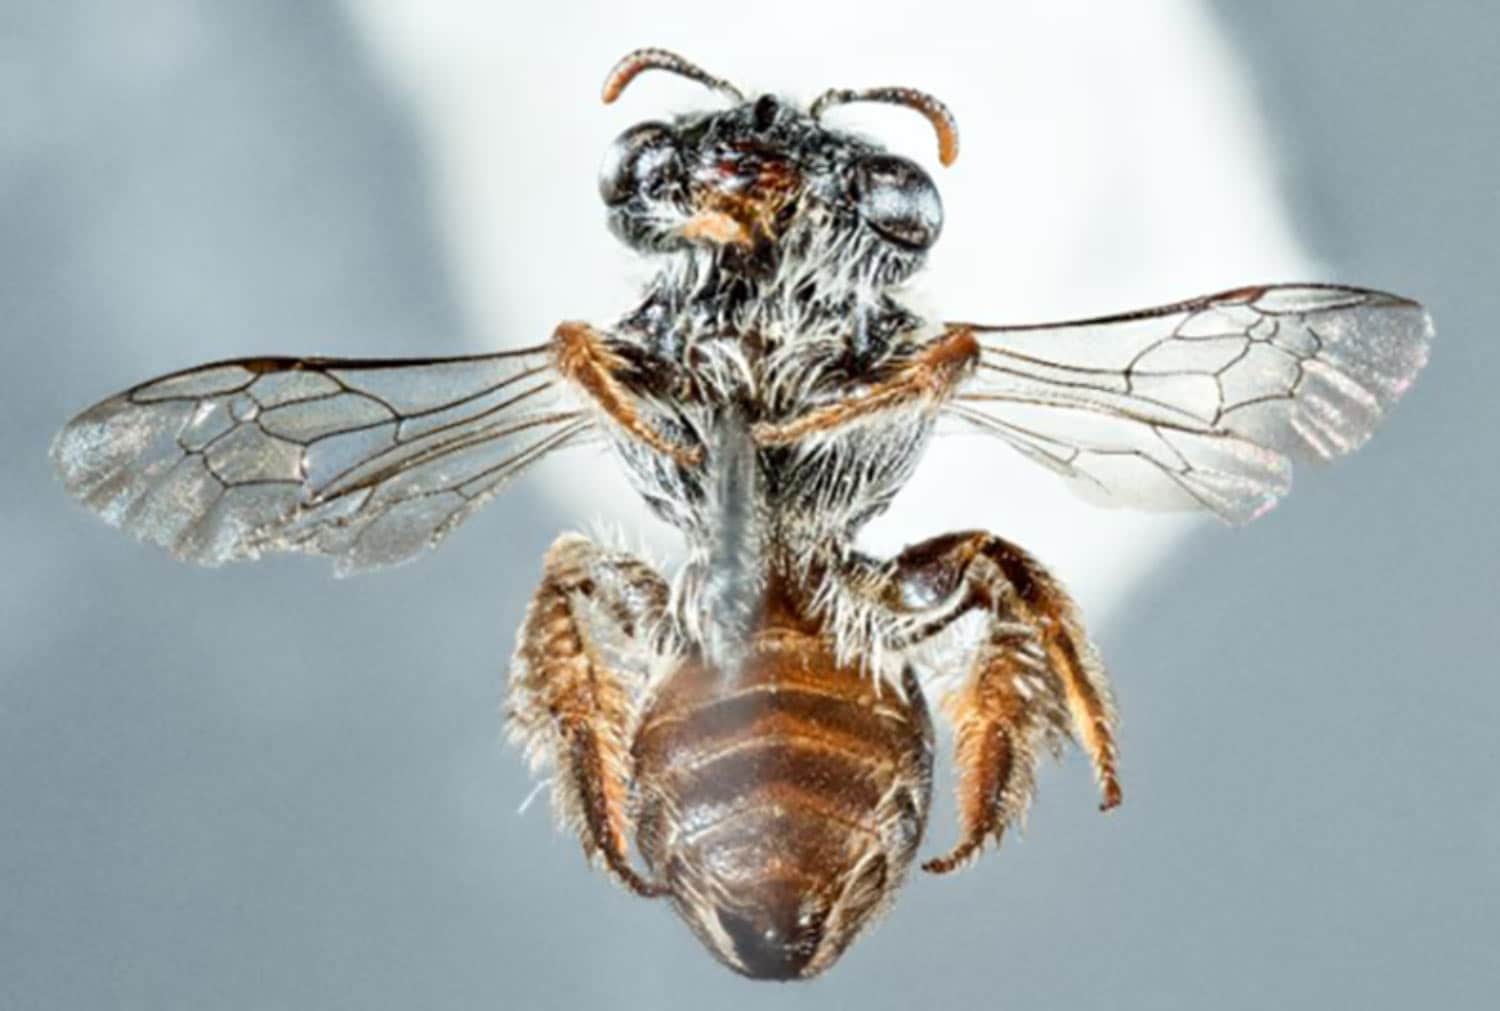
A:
52;347;591;574
952;285;1432;522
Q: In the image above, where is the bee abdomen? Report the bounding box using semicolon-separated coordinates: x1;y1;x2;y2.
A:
633;635;932;878
630;635;932;978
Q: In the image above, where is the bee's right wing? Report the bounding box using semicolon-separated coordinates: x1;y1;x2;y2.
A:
51;346;593;575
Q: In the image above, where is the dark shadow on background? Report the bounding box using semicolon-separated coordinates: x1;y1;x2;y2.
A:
1091;3;1497;1007
2;3;566;1008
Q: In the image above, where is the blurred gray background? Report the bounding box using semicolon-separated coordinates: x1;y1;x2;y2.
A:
3;2;1495;1009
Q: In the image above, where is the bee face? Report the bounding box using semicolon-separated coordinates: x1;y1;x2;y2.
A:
599;96;943;284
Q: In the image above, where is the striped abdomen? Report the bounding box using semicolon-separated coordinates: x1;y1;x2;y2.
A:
631;628;933;979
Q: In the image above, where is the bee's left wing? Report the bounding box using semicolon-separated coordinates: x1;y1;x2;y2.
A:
52;346;593;575
949;284;1432;523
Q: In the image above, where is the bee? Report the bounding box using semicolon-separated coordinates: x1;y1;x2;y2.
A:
52;48;1432;980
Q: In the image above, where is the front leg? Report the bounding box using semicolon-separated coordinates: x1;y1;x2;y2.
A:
552;320;703;467
506;533;671;897
753;325;979;445
875;532;1121;872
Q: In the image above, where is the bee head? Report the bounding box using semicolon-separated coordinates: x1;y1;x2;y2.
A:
597;49;954;287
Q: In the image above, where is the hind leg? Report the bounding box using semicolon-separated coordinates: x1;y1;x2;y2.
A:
506;533;671;896
863;531;1120;871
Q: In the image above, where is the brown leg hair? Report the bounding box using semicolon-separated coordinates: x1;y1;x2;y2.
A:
877;531;1121;873
506;533;672;897
552;321;703;468
752;326;979;445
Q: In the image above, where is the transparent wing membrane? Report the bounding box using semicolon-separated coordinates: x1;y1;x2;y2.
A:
52;347;590;574
952;285;1432;522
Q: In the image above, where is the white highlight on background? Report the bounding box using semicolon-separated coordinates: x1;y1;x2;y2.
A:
346;0;1311;623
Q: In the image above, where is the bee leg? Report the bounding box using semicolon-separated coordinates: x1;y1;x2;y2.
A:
552;320;703;467
506;532;671;897
879;532;1120;872
752;325;979;445
924;620;1067;873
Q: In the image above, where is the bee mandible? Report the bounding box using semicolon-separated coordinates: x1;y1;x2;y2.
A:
51;48;1432;980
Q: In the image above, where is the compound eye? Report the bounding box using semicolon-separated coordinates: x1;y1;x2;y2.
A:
598;121;679;206
851;155;943;250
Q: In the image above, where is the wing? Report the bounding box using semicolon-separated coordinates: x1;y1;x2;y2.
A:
52;346;592;575
950;284;1432;523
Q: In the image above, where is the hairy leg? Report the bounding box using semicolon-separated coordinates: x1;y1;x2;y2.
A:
925;619;1066;873
752;325;979;445
506;533;671;896
552;321;703;467
870;531;1121;872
